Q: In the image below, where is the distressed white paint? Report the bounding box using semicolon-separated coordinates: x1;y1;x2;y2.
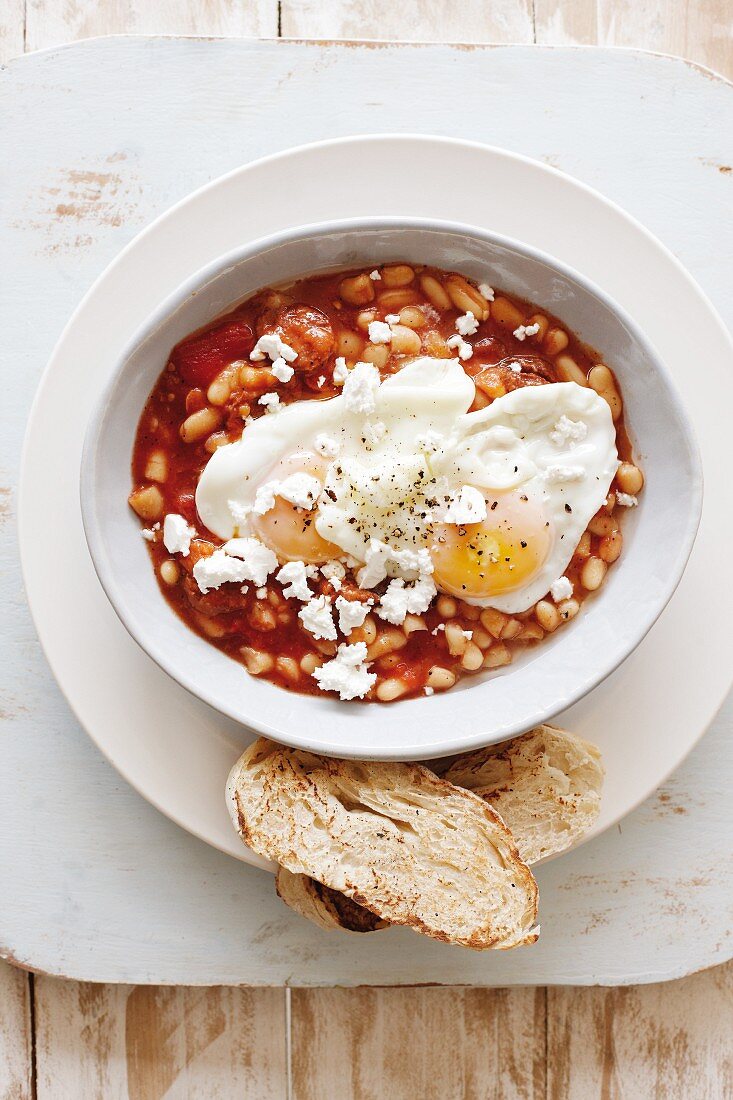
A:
1;38;732;985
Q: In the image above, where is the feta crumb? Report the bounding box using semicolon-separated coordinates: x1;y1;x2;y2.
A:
252;482;278;516
258;392;281;413
316;375;326;388
363;419;386;446
550;416;588;448
507;360;523;374
277;472;322;510
332;357;349;384
321;560;346;591
550;576;573;602
478;283;495;301
228;500;251;527
384;313;401;325
369;269;381;281
423;685;434;696
446;333;473;361
455;311;479;337
250;333;298;364
277;560;312;601
218;537;279;587
271;356;294;383
513;323;541;341
368;320;392;345
356;538;434;590
544;464;585;483
443;485;487;525
163;513;196;557
299;594;337;640
416;429;444;454
375;575;437;625
140;523;160;541
335;595;372;634
256;586;268;599
315;433;340;458
193;549;252;594
342;361;381;415
431;623;445;635
616;492;638;507
312;641;376;701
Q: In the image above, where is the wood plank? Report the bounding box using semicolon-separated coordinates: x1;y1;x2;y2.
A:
281;0;534;43
24;0;278;53
291;986;546;1099
547;959;733;1098
535;0;733;81
33;978;288;1099
0;0;24;63
0;960;32;1100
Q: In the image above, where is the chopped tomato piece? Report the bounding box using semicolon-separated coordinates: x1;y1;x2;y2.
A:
171;319;254;387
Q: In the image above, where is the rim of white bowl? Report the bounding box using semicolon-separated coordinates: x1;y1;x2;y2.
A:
80;214;703;758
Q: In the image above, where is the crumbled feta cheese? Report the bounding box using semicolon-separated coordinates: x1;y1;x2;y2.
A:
455;311;479;337
250;333;298;364
312;641;376;701
252;482;278;516
544;464;586;483
219;537;279;586
277;560;312;601
193;549;252;594
315;433;340;458
256;586;268;599
363;420;386;446
550;416;588;448
616;492;638;507
321;560;346;591
277;472;322;510
478;283;495;301
431;623;446;636
446;333;473;361
299;594;337;640
271;356;294;383
369;269;381;281
458;627;473;641
384;313;401;325
375;575;437;625
368;320;392;345
507;360;523;374
342;361;381;415
357;539;434;590
316;375;326;388
163;513;196;556
228;500;251;527
332;357;349;385
140;523;160;541
416;430;444;454
335;595;372;634
258;392;281;413
513;323;541;341
443;485;487;525
550;576;573;602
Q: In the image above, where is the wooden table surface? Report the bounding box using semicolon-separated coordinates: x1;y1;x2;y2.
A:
1;2;732;1097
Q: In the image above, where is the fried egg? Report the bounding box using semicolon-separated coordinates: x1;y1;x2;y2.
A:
196;357;618;612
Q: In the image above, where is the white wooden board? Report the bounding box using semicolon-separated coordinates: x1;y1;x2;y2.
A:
1;37;732;985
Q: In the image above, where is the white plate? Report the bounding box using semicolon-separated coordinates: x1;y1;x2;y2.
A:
19;136;733;868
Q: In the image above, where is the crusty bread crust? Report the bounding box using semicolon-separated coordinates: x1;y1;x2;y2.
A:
276;867;387;933
444;724;604;865
229;738;538;950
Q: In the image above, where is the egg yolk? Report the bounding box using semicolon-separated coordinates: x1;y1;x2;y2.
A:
251;453;340;564
431;493;552;600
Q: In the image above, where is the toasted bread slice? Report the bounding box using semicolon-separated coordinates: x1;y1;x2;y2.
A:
228;738;538;950
444;724;604;865
275;867;388;933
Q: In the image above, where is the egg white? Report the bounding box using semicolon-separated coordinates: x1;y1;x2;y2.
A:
196;357;618;613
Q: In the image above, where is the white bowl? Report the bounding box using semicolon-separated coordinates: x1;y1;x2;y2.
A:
80;218;702;760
